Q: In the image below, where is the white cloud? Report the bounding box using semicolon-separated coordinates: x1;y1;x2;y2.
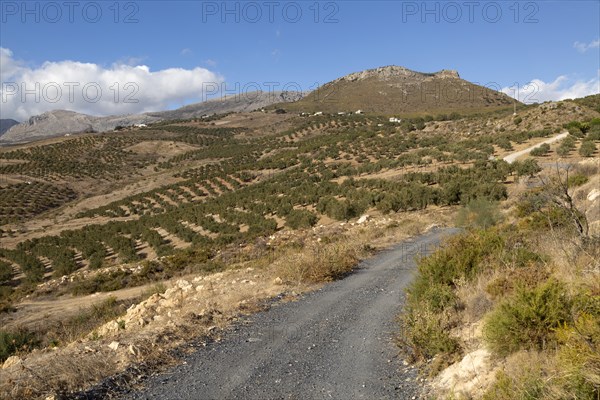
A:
0;48;223;120
180;48;192;56
501;75;600;104
574;39;600;53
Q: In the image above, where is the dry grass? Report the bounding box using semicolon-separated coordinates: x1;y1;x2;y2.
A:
274;238;366;284
424;162;600;399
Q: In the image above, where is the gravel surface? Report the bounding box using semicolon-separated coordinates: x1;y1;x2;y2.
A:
502;131;568;163
126;228;458;400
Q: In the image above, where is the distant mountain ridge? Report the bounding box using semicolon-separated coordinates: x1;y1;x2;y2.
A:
1;64;520;144
0;119;19;136
0;91;304;144
282;65;517;114
147;90;304;120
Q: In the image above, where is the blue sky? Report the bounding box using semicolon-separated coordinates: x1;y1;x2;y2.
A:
1;1;599;120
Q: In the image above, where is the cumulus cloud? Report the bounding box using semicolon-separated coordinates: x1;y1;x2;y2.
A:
501;75;600;104
574;39;600;53
0;48;223;121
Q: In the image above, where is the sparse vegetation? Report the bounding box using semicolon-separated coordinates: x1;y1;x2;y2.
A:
1;96;599;399
579;139;597;157
399;158;600;398
529;143;550;157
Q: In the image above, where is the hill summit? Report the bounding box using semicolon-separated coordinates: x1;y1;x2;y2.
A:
284;65;516;115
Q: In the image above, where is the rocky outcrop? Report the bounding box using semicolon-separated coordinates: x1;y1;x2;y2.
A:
335;66;460;83
91;275;235;338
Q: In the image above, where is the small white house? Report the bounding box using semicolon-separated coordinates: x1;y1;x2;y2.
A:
389;117;402;123
134;124;148;128
355;110;363;114
314;111;323;116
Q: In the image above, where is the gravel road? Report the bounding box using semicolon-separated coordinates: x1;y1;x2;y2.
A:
126;227;458;400
503;131;568;164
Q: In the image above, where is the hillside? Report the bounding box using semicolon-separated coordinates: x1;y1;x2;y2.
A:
281;66;517;115
0;110;160;144
573;93;600;113
146;90;304;120
0;94;598;399
0;91;304;145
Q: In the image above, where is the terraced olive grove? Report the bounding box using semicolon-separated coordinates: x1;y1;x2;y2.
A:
1;100;599;311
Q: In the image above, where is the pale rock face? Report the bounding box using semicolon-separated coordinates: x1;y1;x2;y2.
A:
357;215;370;224
176;279;193;293
2;355;22;369
337;65;460;83
433;348;497;397
588;188;600;202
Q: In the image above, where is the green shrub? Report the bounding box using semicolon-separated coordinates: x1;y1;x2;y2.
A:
0;261;12;283
0;328;39;362
512;159;541;178
567;173;588;187
0;285;14;313
414;229;504;287
400;307;460;360
549;290;600;399
529;143;550;157
565;120;586;137
579;140;597;157
484;278;571;356
456;198;503;229
285;209;318;229
400;230;505;361
483;363;546;400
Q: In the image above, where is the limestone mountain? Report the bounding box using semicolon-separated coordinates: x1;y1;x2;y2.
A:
0;91;304;144
282;66;517;114
0;111;160;144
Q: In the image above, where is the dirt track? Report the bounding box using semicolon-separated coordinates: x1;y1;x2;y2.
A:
126;227;458;400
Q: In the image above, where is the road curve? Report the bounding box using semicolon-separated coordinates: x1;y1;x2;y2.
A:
503;131;569;164
125;228;458;400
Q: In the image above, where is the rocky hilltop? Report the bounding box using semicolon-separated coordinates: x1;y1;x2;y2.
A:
335;66;460;83
283;65;516;114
